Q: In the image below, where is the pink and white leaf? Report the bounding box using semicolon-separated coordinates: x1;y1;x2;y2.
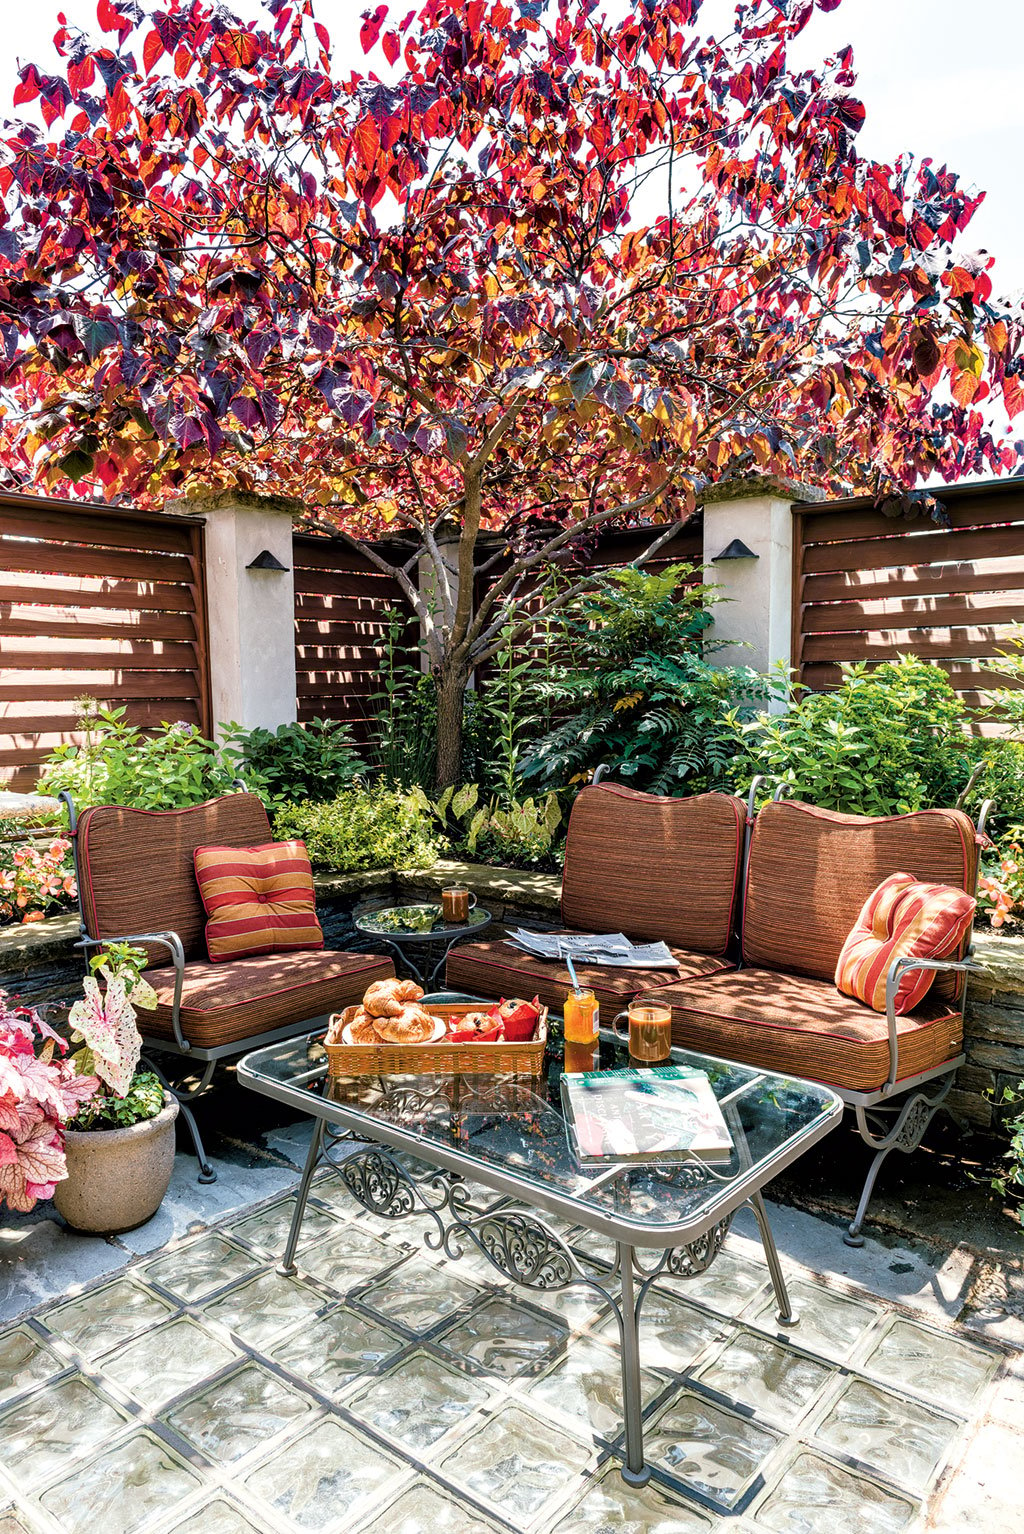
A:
68;976;141;1097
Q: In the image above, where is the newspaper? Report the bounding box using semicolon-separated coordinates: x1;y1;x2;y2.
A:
506;928;681;969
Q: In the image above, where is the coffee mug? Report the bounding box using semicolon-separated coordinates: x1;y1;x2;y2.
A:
441;886;477;923
612;1001;672;1063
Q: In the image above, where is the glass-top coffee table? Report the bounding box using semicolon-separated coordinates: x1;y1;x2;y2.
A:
353;903;492;986
238;994;842;1491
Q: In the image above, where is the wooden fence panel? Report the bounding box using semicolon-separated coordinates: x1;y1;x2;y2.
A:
793;486;1024;714
0;495;210;790
293;533;417;742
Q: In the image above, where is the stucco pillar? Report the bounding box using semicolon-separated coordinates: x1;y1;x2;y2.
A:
701;479;813;689
167;489;299;735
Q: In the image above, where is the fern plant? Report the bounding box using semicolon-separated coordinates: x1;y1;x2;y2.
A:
517;565;766;795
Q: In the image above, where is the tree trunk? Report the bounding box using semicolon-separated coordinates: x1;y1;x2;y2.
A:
434;663;469;793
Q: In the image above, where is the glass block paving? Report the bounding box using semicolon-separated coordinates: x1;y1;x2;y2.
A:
0;1168;1011;1533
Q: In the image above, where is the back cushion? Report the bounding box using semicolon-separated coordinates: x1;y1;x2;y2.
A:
743;800;979;993
78;793;272;963
561;785;745;955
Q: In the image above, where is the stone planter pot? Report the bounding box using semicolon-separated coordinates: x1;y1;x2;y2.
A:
53;1096;179;1235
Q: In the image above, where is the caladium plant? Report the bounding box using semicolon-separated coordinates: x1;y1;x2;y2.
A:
67;945;158;1101
0;992;99;1213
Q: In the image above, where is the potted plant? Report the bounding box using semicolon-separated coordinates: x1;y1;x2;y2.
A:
0;990;98;1214
54;943;179;1235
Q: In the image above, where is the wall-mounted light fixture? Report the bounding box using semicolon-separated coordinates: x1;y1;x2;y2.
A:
711;539;759;562
246;549;290;571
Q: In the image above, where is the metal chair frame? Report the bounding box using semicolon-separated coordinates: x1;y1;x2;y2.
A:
58;789;344;1183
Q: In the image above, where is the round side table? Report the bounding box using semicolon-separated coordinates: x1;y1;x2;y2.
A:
353;903;492;988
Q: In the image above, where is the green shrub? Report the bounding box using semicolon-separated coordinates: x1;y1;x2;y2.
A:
273;783;439;872
221;718;363;808
518;564;765;795
38;705;236;810
410;783;563;871
729;659;974;815
69;1071;164;1133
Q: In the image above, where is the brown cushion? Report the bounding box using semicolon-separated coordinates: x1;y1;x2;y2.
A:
742;800;979;996
143;949;395;1050
445;936;735;1017
638;968;963;1093
78;794;272;964
560;785;745;955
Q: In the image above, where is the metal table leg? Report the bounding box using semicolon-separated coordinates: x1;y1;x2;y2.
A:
616;1241;652;1486
749;1191;796;1325
278;1117;325;1277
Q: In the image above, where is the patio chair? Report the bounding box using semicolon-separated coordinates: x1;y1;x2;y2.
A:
635;785;991;1244
446;783;748;1012
59;790;395;1182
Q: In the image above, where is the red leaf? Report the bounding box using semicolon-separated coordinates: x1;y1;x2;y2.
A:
382;30;400;66
96;0;123;34
360;5;388;54
314;21;331;51
107;80;131;132
354;113;380;167
13;66;41;106
1004;375;1024;420
143;29;164;74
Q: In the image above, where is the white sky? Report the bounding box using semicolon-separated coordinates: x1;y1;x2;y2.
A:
2;0;1021;294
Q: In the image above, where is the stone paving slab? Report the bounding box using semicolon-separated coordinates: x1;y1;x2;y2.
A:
0;1165;1019;1534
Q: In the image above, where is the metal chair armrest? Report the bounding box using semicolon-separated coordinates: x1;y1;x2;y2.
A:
882;955;978;1096
75;929;190;1052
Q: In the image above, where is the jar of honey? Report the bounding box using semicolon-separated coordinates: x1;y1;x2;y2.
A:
563;988;599;1073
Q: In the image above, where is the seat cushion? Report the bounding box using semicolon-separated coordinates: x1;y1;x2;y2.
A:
445;936;735;1017
560;785;745;955
78;793;272;963
743;800;979;998
194;840;323;963
637;967;963;1093
143;949;395;1050
835;873;976;1014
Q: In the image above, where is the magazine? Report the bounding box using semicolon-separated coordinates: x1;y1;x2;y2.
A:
561;1066;734;1165
506;928;681;970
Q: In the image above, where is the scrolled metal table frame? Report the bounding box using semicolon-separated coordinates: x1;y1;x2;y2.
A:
277;1112;796;1488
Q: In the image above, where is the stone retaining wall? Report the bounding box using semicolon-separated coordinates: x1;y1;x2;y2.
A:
3;869;1020;1136
953;931;1024;1131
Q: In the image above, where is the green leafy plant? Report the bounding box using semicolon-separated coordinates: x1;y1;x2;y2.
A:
38;704;238;811
273;783;439;874
220;718;363;809
518;564;764;796
978;831;1024;929
729;659;973;816
409;783;562;871
989;1083;1024;1227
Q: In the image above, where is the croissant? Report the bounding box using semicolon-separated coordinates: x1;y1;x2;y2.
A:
374;1003;436;1044
362;978;425;1018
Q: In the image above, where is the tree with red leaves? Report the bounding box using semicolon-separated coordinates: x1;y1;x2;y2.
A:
1;0;1021;785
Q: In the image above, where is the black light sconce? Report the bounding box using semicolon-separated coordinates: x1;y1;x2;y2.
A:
711;539;759;562
246;549;290;571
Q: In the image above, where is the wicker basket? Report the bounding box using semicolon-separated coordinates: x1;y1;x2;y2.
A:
323;1002;548;1078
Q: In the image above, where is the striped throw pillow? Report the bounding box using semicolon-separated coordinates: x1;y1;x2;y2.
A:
835;872;975;1015
194;841;323;963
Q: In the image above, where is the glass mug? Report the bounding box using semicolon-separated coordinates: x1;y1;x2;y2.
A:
612;1001;672;1065
441;886;477;924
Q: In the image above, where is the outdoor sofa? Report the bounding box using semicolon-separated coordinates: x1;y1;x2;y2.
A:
447;780;988;1243
60;790;394;1180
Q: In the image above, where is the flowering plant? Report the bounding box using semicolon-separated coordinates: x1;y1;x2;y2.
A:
978;834;1024;929
0;828;76;925
0;992;99;1212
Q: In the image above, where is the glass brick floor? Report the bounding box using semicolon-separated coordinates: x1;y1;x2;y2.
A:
0;1167;1010;1534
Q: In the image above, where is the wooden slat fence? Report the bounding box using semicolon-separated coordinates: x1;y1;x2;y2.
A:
293;533;417;741
793;485;1024;725
0;496;210;790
